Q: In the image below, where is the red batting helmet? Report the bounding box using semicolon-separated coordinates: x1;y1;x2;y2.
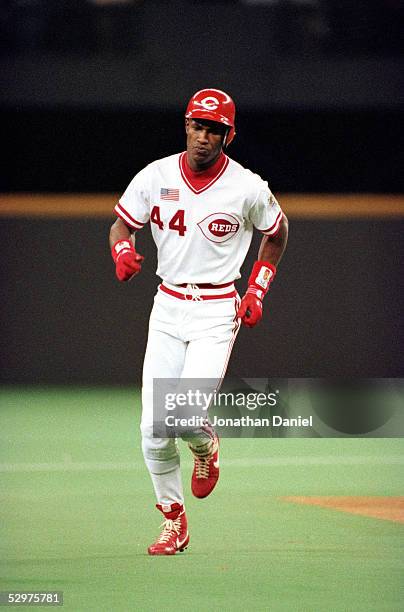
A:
185;88;236;146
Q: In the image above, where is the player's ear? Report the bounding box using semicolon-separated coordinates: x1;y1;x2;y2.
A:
185;118;190;134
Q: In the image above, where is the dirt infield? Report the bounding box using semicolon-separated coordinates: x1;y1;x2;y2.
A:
281;496;404;524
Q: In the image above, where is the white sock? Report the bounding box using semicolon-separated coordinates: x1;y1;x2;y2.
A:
150;465;184;506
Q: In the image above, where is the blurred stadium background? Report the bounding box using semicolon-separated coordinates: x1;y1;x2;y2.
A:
1;1;403;610
1;0;403;383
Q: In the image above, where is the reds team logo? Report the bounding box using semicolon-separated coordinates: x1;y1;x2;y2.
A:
194;96;220;111
197;213;240;244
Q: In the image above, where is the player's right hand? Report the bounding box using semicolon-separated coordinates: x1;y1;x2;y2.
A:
111;239;144;282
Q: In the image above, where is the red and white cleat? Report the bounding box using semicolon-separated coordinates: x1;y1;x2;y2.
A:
147;503;189;556
189;434;220;499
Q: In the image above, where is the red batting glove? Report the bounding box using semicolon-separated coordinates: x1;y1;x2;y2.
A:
111;239;144;282
237;261;277;327
237;291;263;327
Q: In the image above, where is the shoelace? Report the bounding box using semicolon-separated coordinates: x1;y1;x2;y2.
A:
157;517;182;543
194;456;211;479
191;437;218;479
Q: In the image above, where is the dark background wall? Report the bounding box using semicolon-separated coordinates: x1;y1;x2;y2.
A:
3;108;404;193
1;215;403;383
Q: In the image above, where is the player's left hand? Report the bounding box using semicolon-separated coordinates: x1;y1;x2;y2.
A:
238;260;277;327
237;291;263;327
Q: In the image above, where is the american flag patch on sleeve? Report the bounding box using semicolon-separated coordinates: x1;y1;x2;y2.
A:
160;188;179;201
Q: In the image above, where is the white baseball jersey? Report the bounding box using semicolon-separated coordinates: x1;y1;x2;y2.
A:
115;151;283;285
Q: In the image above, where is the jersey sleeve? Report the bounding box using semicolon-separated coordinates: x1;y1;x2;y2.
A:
248;180;283;237
114;166;151;231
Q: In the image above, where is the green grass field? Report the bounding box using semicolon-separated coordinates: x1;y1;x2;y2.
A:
1;388;403;611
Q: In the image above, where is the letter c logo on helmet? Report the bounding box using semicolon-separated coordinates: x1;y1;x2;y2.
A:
194;96;220;111
185;88;236;146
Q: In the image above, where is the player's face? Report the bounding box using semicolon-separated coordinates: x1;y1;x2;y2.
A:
185;119;226;170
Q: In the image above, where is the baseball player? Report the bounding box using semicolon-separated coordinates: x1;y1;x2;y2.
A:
109;88;288;555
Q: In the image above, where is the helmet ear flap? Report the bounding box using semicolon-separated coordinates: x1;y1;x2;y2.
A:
222;127;230;149
223;126;235;149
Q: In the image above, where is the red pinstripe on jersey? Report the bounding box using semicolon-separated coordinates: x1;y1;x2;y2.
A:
260;210;283;236
218;295;241;386
114;202;145;230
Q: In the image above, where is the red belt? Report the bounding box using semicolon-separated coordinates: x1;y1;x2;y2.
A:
159;284;237;301
178;281;234;289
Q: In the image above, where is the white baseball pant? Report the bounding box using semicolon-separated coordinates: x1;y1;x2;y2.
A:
141;282;240;505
